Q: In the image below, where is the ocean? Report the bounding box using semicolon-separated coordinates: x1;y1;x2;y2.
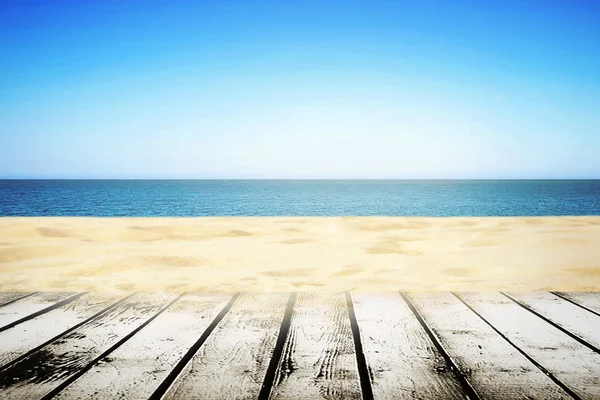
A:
1;179;599;217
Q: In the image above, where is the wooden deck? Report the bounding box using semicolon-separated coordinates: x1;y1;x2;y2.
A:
0;292;599;399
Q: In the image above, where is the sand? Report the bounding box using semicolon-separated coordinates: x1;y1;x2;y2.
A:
0;216;599;292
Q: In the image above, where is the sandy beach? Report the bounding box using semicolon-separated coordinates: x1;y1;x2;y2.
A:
0;216;599;292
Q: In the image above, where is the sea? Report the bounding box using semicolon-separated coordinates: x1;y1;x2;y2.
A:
1;180;599;217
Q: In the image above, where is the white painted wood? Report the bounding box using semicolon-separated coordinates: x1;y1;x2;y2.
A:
0;292;78;330
351;292;465;399
0;293;124;367
554;292;600;315
408;292;571;399
0;290;598;399
53;293;233;400
0;293;34;307
269;292;361;400
163;292;289;400
457;292;600;400
507;292;600;350
0;293;177;400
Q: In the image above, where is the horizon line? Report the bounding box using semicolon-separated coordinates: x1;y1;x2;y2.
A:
1;177;600;181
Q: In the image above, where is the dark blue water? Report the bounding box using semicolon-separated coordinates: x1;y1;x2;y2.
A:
1;180;599;217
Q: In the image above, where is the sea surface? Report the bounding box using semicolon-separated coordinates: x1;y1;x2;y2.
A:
1;180;599;217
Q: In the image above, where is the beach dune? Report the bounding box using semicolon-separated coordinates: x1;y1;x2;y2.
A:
0;216;599;292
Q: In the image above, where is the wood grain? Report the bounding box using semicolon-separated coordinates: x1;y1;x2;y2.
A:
163;292;289;400
506;292;600;351
456;292;600;400
0;291;598;399
0;293;125;367
0;293;35;308
0;293;177;400
54;293;233;400
0;292;80;331
407;292;571;399
351;292;466;399
268;292;361;400
553;292;600;316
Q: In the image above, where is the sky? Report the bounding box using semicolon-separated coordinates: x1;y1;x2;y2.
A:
1;0;599;179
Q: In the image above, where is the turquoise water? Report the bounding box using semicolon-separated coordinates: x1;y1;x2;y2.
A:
0;180;599;217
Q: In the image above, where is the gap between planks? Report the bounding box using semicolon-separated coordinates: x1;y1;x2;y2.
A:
1;292;599;400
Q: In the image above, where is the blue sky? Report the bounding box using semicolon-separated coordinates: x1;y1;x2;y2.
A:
1;0;599;179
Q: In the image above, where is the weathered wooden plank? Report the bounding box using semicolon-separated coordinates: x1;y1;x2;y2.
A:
0;293;35;308
351;292;466;399
0;292;178;400
553;292;600;316
53;293;233;400
0;292;81;332
267;292;361;400
407;292;572;399
161;292;289;400
506;292;600;351
0;293;128;368
456;292;600;400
